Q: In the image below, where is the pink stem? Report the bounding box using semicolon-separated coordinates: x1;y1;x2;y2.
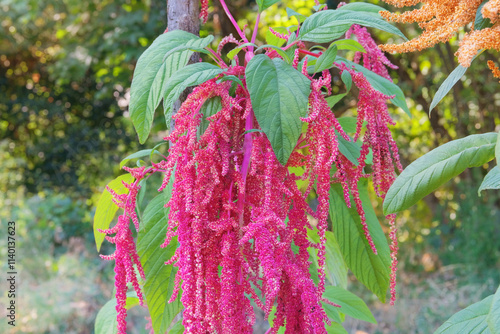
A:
219;0;248;43
282;39;300;51
299;49;320;58
207;48;227;67
249;12;261;52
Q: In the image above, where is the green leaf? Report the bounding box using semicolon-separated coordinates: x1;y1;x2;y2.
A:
299;10;407;43
137;176;182;334
94;174;134;252
308;230;349;289
162;62;223;125
337;2;388;15
198;96;222;139
337;117;357;133
246;55;311;165
217;75;244;88
326;94;346;109
129;31;204;143
478;166;500;195
434;295;494;334
331;39;366;53
341;70;352;92
120;149;161;168
329;179;391;302
314;45;338;73
286;7;307;23
266;27;288;47
338;136;360;165
496;130;500;166
227;42;258;60
326;322;349;334
475;0;494;31
256;44;293;63
487;285;500;333
336;57;410;116
169;320;185;334
256;0;281;11
323;286;377;324
94;295;140;334
429;64;467;113
384;133;497;214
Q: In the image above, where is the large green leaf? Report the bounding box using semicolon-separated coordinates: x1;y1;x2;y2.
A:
331;39;366;53
256;0;281;11
308;230;349;289
245;55;311;165
323;286;377;324
487;285;500;333
434;295;493;334
137;176;182;334
478;166;500;195
94;174;134;252
337;2;387;15
162;62;223;126
384;133;498;214
120;149;161;168
129;31;201;143
338;136;360;165
94;294;140;334
475;0;494;31
326;322;349;334
329;180;391;302
197;97;222;139
336;57;410;116
496;130;500;166
314;45;338;73
429;64;468;113
169;320;185;334
299;9;407;43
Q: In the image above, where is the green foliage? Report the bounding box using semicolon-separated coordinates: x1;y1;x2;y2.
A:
245;54;311;165
257;0;282;11
478;166;500;195
323;286;377;324
434;295;494;334
129;31;212;143
93;174;134;252
329;180;391;303
161;62;223;126
313;45;338;73
137;177;182;334
198;97;223;139
95;294;140;334
298;9;407;43
384;133;498;214
429;64;468;113
487;285;500;332
475;0;494;31
336;57;410;116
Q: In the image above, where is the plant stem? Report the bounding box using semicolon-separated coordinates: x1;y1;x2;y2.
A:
219;0;248;43
249;12;261;52
299;49;320;57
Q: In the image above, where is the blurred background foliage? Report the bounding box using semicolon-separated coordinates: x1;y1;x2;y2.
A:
1;0;499;333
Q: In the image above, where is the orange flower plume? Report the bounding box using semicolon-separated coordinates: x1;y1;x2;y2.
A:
379;0;500;68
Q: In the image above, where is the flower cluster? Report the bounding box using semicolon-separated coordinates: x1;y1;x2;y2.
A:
379;0;500;70
103;4;404;332
337;23;402;304
99;167;148;334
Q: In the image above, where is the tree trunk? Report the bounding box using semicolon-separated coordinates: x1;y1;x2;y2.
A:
167;0;200;129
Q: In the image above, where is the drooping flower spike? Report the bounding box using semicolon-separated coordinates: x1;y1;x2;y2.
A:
101;2;405;331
